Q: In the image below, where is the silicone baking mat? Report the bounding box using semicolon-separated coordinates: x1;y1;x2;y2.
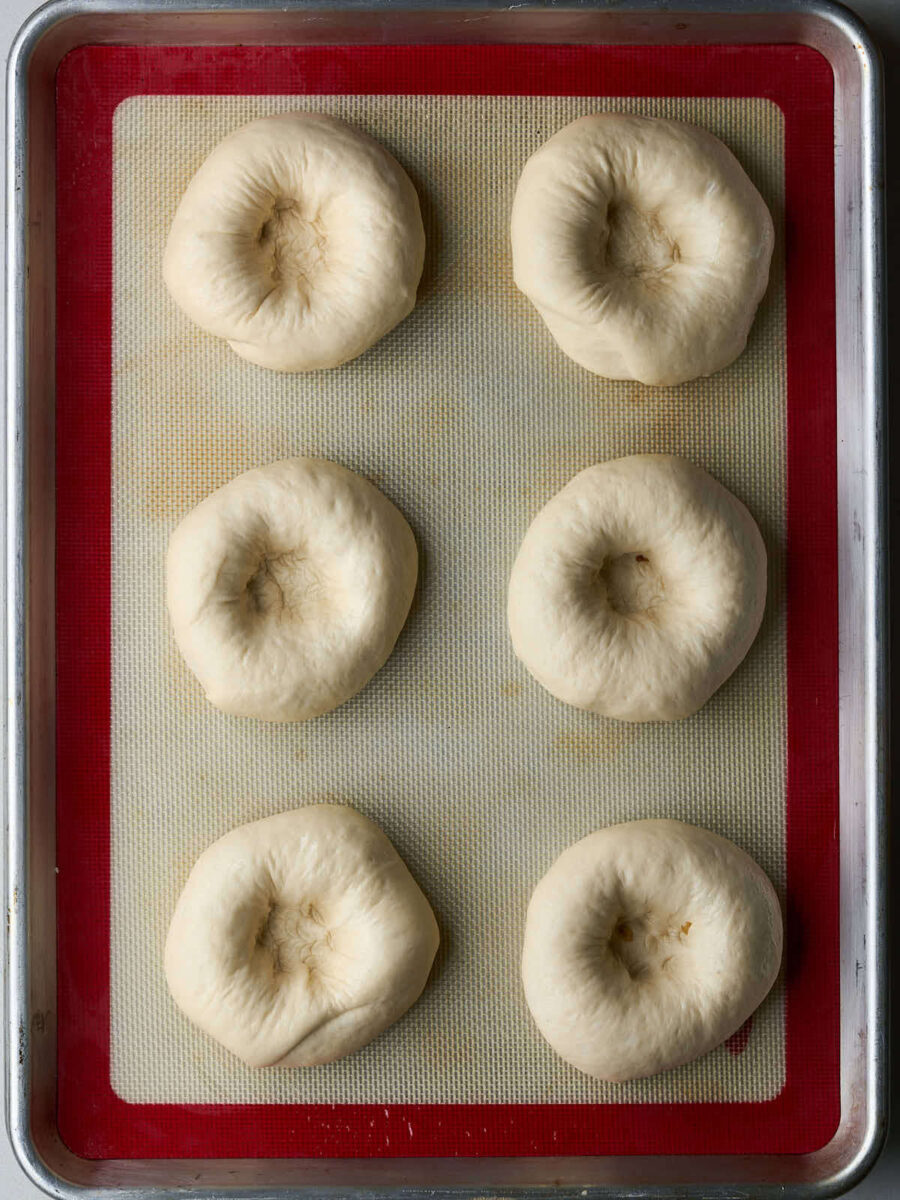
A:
55;43;838;1160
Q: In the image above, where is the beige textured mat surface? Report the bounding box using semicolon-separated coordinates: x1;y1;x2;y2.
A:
111;93;785;1104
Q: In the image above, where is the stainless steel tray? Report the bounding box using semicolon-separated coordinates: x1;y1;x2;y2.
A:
4;1;886;1196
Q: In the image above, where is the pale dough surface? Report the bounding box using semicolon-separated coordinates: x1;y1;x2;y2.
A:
522;819;783;1081
166;457;418;722
511;114;774;385
165;805;440;1067
111;93;786;1106
164;112;425;370
507;454;767;722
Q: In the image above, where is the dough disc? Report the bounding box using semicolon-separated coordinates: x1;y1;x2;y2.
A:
165;804;440;1067
511;114;774;385
164;112;425;370
521;819;783;1081
166;457;418;722
507;454;767;722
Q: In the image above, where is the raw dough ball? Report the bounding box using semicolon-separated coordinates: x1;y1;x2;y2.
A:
165;805;440;1067
507;454;766;722
166;457;418;721
163;112;425;370
510;114;774;385
521;819;782;1081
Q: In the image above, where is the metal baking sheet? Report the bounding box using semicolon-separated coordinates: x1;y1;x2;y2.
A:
4;2;886;1197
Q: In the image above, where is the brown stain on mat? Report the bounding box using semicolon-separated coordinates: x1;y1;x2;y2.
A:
129;391;279;522
581;376;651;409
578;376;731;460
500;682;522;698
415;1025;477;1069
415;397;463;440
397;677;460;719
116;330;207;375
518;435;605;501
671;1075;725;1104
552;726;639;760
465;236;520;300
652;393;693;455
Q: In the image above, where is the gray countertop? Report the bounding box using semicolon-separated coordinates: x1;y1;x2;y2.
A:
2;1;896;1195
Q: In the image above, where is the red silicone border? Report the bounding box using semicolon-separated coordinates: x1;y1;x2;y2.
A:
55;43;839;1160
